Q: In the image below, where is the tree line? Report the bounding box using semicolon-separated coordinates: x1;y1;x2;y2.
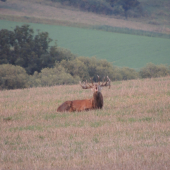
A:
51;0;143;18
1;0;142;18
0;25;170;90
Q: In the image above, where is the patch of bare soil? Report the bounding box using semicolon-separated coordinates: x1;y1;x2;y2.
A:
0;0;170;33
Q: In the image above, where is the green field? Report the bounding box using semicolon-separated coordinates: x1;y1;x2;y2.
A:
1;20;170;69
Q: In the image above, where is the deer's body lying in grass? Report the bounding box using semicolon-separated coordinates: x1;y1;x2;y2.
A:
57;76;111;112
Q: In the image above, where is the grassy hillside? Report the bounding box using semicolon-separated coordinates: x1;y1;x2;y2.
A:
1;20;170;69
1;77;170;169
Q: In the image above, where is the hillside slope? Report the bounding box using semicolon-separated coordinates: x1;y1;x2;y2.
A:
1;20;170;69
0;0;170;33
1;76;170;169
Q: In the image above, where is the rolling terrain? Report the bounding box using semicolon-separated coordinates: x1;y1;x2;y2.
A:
1;77;170;169
1;20;170;69
0;0;170;33
0;1;170;169
0;0;170;68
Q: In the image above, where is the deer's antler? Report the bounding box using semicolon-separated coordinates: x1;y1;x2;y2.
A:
100;76;111;89
97;75;100;85
80;76;111;89
79;79;93;89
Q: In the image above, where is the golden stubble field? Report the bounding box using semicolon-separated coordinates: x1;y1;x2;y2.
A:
0;77;170;170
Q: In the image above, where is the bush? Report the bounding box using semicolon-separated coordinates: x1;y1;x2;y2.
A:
118;67;139;80
60;58;90;81
0;64;29;90
77;56;128;81
139;63;170;78
29;65;79;87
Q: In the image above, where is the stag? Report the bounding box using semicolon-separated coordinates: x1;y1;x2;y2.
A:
57;76;111;112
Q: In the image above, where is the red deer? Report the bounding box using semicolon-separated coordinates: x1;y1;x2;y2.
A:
57;76;111;112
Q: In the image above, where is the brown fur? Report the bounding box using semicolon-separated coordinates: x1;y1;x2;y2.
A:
57;76;110;112
57;91;103;112
92;91;103;109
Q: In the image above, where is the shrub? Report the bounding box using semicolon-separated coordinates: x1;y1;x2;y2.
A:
118;67;139;80
139;63;170;78
60;58;90;81
0;64;29;90
29;65;79;87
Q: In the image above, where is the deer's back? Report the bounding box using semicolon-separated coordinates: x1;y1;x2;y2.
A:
71;99;93;111
57;99;93;112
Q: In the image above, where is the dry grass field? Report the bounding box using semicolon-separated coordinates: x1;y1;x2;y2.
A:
0;77;170;170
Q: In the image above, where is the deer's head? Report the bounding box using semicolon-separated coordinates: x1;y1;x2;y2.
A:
57;76;111;112
79;76;111;109
79;76;111;93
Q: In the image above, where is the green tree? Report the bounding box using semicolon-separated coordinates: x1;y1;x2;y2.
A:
121;0;140;18
107;0;140;18
53;0;141;17
0;29;15;64
51;47;76;62
13;25;53;74
0;25;54;74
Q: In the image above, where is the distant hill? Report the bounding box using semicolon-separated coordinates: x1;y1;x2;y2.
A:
0;0;170;70
0;0;170;34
